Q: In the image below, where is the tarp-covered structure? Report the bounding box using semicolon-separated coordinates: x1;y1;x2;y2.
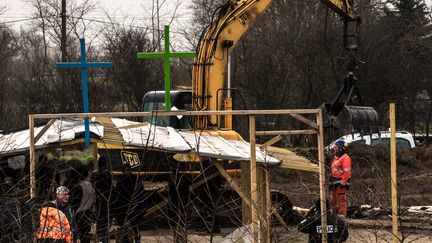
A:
0;118;280;164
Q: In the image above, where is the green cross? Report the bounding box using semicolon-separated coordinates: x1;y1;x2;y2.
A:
137;25;196;111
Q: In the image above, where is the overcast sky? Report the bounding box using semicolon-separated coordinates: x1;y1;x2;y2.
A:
2;0;194;19
1;0;195;48
1;0;194;32
2;0;432;48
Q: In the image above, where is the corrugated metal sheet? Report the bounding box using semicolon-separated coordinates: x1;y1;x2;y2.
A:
0;118;280;164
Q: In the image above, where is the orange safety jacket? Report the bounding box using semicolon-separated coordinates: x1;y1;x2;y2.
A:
330;153;352;186
37;206;72;243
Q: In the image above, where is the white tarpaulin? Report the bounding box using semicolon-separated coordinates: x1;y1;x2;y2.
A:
0;119;104;153
0;118;280;164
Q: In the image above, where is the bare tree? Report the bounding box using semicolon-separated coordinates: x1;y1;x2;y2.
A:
103;25;163;111
0;25;18;131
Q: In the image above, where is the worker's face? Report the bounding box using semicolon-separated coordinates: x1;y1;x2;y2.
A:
57;192;69;204
333;145;341;155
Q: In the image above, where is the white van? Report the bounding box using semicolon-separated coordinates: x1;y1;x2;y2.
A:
333;131;416;149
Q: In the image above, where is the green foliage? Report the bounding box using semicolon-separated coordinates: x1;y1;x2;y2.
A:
46;151;95;167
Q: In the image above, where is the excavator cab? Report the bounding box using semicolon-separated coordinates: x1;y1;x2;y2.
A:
141;90;193;129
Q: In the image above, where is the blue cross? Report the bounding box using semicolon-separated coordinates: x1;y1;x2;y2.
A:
57;38;112;147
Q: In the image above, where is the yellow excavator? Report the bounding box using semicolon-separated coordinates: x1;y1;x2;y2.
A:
139;0;379;231
142;0;379;134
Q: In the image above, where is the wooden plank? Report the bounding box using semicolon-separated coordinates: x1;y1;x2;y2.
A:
33;109;320;119
98;140;125;147
278;161;319;173
249;115;259;242
241;160;252;223
317;109;328;243
29;115;36;198
214;162;251;207
94;117;124;143
144;200;168;218
256;129;317;136
259;135;283;150
59;138;102;146
264;146;311;163
390;103;399;243
189;171;219;191
34;119;55;143
289;113;318;129
258;165;270;243
116;122;149;129
272;209;290;232
264;146;319;173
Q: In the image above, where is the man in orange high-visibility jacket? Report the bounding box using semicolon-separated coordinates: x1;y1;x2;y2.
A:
37;186;80;243
37;206;72;243
329;140;352;217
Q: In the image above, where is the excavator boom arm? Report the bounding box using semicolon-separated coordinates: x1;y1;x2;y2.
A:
321;0;358;21
192;0;359;128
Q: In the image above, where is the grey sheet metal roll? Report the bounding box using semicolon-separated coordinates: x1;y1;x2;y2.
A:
321;103;380;133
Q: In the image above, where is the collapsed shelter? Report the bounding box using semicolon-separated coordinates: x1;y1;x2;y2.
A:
1;109;326;242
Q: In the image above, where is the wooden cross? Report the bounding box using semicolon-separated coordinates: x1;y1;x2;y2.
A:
57;38;112;147
137;25;196;111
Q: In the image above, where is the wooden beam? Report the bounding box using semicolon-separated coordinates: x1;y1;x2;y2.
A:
29;115;36;198
33;109;321;119
214;162;251;207
34;119;55;143
272;208;290;232
264;146;319;173
249;115;259;242
59;138;102;146
317;109;328;243
116;122;149;130
98;140;125;147
144;200;168;218
257;165;270;243
289;113;318;129
259;135;283;150
189;171;220;191
241;160;252;223
256;129;317;136
390;103;399;243
278;161;319;173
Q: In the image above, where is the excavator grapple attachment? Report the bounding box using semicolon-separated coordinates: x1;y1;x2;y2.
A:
322;103;380;133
